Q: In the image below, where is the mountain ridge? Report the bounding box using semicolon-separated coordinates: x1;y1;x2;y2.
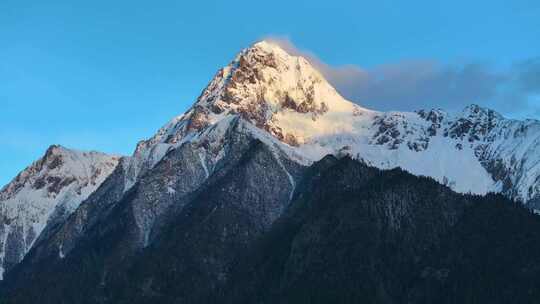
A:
125;40;540;203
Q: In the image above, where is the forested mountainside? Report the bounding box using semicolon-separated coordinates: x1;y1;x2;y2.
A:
2;155;540;304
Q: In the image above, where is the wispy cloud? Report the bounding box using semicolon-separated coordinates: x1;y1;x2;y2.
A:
264;36;540;118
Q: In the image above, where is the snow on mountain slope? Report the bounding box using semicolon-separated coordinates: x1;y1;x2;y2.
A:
122;40;540;206
0;145;119;279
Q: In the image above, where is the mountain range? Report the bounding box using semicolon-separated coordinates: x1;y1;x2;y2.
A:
2;41;540;303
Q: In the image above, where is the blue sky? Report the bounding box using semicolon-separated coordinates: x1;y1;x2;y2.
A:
1;0;539;186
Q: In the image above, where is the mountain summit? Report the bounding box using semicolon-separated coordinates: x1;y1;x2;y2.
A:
185;40;361;146
122;40;365;189
131;40;363;164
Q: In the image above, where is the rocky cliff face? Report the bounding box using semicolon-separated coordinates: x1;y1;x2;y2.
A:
0;145;119;279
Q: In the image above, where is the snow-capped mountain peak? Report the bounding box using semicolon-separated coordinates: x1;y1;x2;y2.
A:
0;145;119;279
122;40;370;188
123;40;540;207
173;40;366;146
